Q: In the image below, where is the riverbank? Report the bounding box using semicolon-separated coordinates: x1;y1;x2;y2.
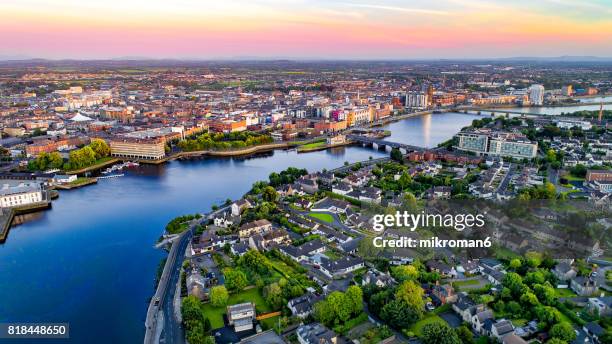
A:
65;157;119;175
0;201;51;242
54;177;98;190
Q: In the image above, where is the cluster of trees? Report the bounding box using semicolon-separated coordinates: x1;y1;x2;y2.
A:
263;277;304;310
517;182;557;200
268;167;308;187
64;139;110;170
177;131;273;151
313;285;363;327
28;151;63;171
365;280;426;330
181;296;215;344
489;258;577;343
165;214;201;234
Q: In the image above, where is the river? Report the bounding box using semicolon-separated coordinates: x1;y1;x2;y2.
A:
0;109;581;343
488;95;612;116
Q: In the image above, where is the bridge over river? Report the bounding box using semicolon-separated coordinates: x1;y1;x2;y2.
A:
346;134;428;154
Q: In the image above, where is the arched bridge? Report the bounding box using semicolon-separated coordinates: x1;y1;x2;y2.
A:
347;134;427;154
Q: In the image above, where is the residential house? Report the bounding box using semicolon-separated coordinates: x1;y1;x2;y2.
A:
319;255;364;278
426;260;457;278
501;333;528;344
431;283;457;305
491;320;514;339
552;262;577;282
296;323;338;344
332;182;352;195
227;302;255;332
297;177;318;194
279;239;326;262
472;308;495;334
362;270;396;288
588;296;612;317
570;276;599;296
288;293;324;318
311;197;351;214
238;219;272;238
232;199;252;216
583;322;605;344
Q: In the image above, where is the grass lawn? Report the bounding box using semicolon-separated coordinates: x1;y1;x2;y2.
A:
300;140;326;149
563;174;585;182
511;319;528;327
200;288;271;329
409;314;446;337
554;288;577;298
308;212;334;223
452;279;480;287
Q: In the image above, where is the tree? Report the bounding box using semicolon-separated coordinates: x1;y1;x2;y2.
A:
395;280;425;316
89;138;110;159
328;291;351;323
509;258;522;270
455;325;475;344
520;291;539;307
345;285;364;315
223;268;248;292
313;300;335;326
503;272;526;298
549;322;576;342
420;322;461;344
380;300;420;329
263;282;283;310
398;172;412;190
390;148;404;163
262;186;278;202
391;265;419;282
403;192;418;212
546;339;567;344
210;285;229;307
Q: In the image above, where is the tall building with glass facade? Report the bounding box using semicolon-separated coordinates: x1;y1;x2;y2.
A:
456;131;537;159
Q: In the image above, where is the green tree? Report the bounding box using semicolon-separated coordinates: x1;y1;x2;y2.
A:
89;138;110;159
395;280;425;316
313;300;335;326
328;291;351;323
390;148;404;163
263;282;283;310
546;339;567;344
345;285;364;315
210;285;229;307
509;258;522;270
391;265;419;282
262;186;278;202
455;325;475;344
549;322;576;342
223;268;248;292
421;322;461;344
380;300;420;329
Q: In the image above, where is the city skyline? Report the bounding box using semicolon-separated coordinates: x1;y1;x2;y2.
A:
2;0;612;60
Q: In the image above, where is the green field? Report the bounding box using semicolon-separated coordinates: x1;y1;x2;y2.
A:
300;141;327;149
554;288;577;298
452;279;481;287
200;288;271;329
308;212;334;223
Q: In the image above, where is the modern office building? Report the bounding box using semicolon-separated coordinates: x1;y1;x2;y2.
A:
406;92;429;109
528;84;545;105
110;137;166;160
456;130;538;159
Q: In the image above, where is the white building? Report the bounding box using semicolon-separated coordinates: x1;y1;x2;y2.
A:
406;92;428;109
528;84;545;106
0;181;45;208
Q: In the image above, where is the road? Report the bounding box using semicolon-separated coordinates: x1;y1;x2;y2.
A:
161;230;191;344
145;205;231;344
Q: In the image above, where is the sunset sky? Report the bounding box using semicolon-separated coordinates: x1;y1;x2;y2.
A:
1;0;611;59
